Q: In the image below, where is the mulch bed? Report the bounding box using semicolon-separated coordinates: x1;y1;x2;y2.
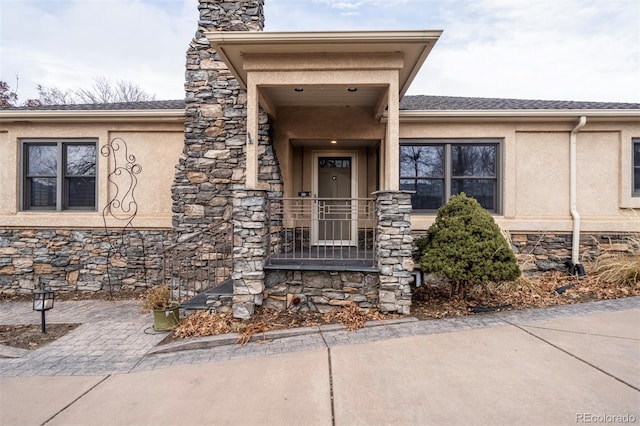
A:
0;324;80;350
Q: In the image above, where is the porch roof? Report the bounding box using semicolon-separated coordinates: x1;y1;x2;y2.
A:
206;30;441;110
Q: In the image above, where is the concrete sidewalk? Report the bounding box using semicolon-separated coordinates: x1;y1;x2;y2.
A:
1;298;638;425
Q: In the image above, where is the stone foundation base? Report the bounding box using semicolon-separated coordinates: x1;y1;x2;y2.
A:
263;270;379;313
411;231;638;274
510;233;638;273
0;229;168;295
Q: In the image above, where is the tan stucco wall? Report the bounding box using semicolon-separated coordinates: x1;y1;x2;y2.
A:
514;131;569;218
576;131;620;217
274;106;384;199
2;113;637;235
401;120;640;233
0;121;183;229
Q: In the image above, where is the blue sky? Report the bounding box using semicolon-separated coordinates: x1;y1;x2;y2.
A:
1;0;639;104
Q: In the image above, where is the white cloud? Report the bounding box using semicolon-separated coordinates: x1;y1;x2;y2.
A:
411;0;640;102
1;0;197;103
328;1;363;10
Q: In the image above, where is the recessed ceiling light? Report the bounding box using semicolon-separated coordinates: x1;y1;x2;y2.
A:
330;140;337;144
347;87;358;92
294;87;304;92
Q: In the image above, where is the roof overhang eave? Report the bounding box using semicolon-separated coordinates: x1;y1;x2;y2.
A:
0;109;185;123
206;30;443;44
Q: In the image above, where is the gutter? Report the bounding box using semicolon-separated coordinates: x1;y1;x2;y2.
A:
0;109;185;123
391;109;640;122
570;116;587;267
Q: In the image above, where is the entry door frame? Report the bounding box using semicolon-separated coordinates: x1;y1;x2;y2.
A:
311;150;358;247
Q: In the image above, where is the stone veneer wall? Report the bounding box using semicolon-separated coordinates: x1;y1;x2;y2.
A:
172;0;281;237
263;270;380;313
410;230;638;274
0;229;167;294
510;233;638;273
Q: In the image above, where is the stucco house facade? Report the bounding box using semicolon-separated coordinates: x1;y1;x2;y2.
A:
1;0;639;318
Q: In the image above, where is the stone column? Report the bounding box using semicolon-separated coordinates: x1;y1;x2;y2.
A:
232;189;268;319
374;190;414;314
171;0;281;317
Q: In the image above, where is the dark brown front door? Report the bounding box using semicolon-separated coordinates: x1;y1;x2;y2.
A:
316;156;353;245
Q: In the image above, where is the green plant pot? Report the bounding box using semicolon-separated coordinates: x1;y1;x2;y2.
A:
152;306;180;331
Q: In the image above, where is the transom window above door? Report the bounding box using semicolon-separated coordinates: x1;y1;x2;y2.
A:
319;158;351;168
400;139;502;213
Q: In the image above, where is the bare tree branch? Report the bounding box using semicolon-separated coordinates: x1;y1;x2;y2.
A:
35;84;76;105
0;81;18;108
35;77;155;105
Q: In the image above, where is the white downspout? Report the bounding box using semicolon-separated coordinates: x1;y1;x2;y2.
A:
570;116;587;266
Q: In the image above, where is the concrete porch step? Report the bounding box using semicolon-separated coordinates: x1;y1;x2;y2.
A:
180;278;233;311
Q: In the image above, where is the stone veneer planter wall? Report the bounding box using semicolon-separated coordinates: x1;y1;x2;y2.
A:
509;233;638;273
1;229;634;295
0;229;167;294
409;231;637;274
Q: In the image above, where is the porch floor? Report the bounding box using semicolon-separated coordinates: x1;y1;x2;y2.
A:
266;248;377;272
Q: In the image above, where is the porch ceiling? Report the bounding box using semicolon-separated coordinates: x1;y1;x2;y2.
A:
290;139;378;148
261;85;386;108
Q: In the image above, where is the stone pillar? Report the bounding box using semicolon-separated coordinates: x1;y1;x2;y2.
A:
170;0;282;316
374;191;414;314
232;189;268;319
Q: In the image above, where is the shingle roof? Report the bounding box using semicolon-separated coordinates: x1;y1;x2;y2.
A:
400;95;640;110
3;96;639;112
3;100;185;111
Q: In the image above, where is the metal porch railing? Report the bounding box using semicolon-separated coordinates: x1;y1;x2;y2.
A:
266;197;376;265
161;220;232;301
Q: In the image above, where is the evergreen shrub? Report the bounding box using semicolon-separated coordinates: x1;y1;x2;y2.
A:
416;193;520;295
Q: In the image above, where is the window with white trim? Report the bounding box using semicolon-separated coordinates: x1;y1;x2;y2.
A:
634;138;640;197
400;139;501;212
22;140;97;211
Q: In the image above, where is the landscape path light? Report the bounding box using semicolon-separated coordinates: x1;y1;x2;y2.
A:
32;288;55;334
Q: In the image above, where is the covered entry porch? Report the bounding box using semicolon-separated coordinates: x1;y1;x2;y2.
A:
266;139;380;268
205;30;441;317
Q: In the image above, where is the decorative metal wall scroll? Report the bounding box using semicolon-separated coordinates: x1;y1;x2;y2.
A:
101;137;147;295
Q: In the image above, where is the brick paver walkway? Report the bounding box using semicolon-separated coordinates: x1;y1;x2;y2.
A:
1;297;638;377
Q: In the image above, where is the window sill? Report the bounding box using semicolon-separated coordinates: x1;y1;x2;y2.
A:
3;212;172;229
620;196;640;209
